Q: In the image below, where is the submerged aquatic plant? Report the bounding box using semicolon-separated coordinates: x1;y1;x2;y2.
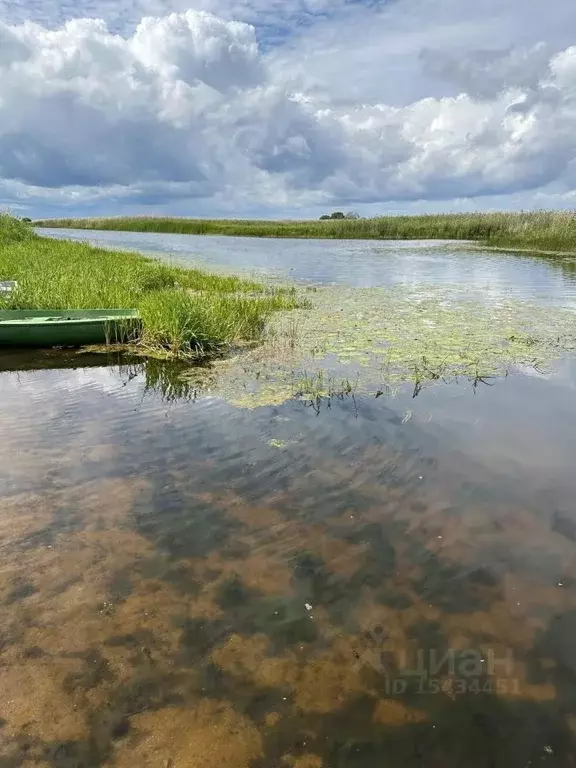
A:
292;370;357;401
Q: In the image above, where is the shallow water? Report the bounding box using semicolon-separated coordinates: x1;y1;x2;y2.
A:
3;232;576;766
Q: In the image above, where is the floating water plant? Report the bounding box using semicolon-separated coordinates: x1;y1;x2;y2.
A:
197;284;576;408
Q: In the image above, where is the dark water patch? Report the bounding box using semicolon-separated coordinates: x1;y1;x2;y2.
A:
291;551;325;582
5;580;37;605
42;739;93;768
253;596;320;650
220;539;253;560
376;585;413;610
62;649;116;693
0;730;95;768
216;573;262;610
98;674;182;718
532;611;576;687
0;347;139;374
468;566;499;588
103;630;164;670
106;570;133;604
200;660;289;723
110;718;130;740
154;562;203;597
143;356;206;403
175;617;229;666
289;550;372;627
251;689;576;768
21;645;46;660
406;619;449;657
180;589;321;659
552;511;576;542
412;552;499;613
16;525;57;551
0;624;25;653
78;674;185;764
12;499;90;554
133;488;243;560
105;629;157;651
345;523;397;580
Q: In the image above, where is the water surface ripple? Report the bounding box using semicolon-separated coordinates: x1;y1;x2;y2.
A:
1;233;576;766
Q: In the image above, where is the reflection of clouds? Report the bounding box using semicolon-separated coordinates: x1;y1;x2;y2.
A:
0;368;126;484
2;366;130;398
408;359;576;489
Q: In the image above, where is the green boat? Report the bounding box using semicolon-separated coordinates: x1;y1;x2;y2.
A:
0;309;141;348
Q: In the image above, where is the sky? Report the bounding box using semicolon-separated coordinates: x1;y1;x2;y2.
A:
1;0;576;218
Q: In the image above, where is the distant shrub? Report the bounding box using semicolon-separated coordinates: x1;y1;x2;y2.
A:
319;211;346;219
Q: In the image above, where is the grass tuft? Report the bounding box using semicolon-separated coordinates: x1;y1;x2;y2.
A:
0;214;299;358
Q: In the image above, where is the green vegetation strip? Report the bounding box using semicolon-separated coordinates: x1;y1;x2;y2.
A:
0;215;299;358
34;211;576;254
199;285;576;408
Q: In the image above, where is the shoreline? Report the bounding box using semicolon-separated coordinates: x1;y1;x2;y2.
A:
0;215;301;360
33;211;576;258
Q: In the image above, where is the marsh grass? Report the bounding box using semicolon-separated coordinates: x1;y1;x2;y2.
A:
291;370;357;401
0;214;299;358
34;210;576;254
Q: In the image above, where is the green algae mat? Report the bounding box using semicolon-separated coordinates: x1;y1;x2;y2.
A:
189;284;576;408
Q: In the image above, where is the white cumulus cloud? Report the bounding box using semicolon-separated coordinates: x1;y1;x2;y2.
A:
1;7;576;215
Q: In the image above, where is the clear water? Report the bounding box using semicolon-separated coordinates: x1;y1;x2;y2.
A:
1;231;576;766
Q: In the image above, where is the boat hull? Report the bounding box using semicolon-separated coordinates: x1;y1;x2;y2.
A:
0;309;141;348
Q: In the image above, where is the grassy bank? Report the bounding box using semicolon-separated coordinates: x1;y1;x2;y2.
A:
0;215;299;358
34;211;576;253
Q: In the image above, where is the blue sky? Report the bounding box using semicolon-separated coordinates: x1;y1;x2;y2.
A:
1;0;576;218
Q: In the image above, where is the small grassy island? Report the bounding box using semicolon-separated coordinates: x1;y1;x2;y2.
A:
0;214;299;359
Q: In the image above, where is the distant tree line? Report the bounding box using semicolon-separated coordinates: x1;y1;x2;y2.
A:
319;211;360;220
